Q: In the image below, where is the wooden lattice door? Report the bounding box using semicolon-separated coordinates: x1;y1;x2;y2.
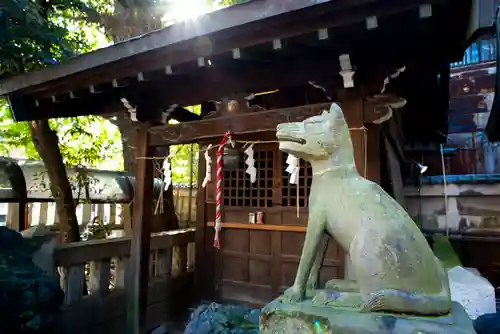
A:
223;148;274;208
205;142;344;305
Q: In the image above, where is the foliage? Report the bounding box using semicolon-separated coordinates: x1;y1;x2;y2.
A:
0;100;123;170
170;144;199;185
0;0;108;78
0;227;63;333
169;105;200;185
0;0;122;170
80;216;113;240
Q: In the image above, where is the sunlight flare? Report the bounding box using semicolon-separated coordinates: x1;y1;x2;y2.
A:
170;0;208;21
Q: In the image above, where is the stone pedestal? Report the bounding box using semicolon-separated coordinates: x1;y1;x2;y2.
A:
260;290;476;334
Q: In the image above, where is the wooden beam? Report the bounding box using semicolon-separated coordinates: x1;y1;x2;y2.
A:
126;123;154;334
149;55;342;107
206;222;306;232
12;53;346;120
55;228;195;266
148;103;331;146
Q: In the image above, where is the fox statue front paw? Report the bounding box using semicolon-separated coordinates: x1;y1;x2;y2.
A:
306;278;318;291
282;285;305;304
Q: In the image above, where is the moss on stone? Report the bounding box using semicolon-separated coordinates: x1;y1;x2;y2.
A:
260;293;476;334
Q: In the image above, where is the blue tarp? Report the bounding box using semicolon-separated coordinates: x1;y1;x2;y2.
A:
419;174;500;185
184;302;260;334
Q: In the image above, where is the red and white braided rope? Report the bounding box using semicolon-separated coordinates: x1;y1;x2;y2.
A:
214;131;232;249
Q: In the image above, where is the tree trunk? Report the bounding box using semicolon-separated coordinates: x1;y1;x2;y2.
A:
28;120;80;242
114;113;137;174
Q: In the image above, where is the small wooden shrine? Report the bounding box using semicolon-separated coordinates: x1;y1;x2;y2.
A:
0;0;477;332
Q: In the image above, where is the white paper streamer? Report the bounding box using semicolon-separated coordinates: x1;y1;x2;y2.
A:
161;104;179;124
202;144;213;188
244;144;257;183
162;158;172;191
381;66;406;93
121;98;138;122
308;81;331;100
339;54;355;88
286;154;300;184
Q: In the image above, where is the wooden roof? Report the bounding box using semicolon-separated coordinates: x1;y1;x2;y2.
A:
0;0;475;124
0;0;337;96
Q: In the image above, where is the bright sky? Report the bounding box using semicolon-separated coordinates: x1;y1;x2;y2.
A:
91;0;220;49
169;0;211;21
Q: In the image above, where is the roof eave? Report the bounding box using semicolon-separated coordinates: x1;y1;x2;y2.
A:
0;0;334;96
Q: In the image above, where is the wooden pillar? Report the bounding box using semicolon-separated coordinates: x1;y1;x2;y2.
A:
340;99;364;175
365;124;381;184
384;136;405;206
7;203;21;231
340;99;363;280
39;202;49;226
122;204;132;235
126;123;154;334
19;202;27;231
195;144;207;298
340;99;381;279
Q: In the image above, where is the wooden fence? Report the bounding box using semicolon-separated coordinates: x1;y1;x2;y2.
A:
4;187;198;234
0;185;198;333
55;228;195;333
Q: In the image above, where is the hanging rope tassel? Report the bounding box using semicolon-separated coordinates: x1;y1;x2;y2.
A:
214;131;232;250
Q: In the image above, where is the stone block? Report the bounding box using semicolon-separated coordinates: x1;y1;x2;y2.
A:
260;291;476;334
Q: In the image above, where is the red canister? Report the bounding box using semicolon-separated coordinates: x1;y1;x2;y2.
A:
256;211;264;224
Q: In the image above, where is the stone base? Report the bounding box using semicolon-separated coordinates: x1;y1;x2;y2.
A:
260;290;476;334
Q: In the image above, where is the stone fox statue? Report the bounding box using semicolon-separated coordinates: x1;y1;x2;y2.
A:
276;103;451;316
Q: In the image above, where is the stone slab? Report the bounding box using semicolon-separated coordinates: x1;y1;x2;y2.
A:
260;291;476;334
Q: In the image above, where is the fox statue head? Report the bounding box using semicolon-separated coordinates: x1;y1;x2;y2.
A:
276;103;355;168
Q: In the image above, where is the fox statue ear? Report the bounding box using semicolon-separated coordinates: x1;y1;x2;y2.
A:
329;103;345;120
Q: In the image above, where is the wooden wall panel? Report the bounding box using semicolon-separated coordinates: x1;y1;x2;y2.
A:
249;259;272;285
224;229;249;252
281;262;299;289
250;230;271;254
281;209;309;226
281;231;305;256
222;256;247;282
210;228;345;304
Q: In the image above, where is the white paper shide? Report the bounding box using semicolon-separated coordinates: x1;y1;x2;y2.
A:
286;154;300;185
244;144;257;183
162;158;172;191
